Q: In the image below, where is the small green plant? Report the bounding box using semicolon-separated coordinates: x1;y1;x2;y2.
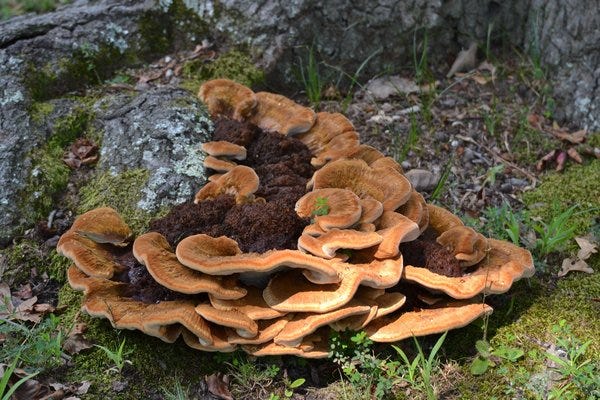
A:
412;27;431;84
482;164;504;188
532;205;577;258
298;46;324;108
396;112;420;163
546;320;599;399
228;355;280;399
269;378;306;399
473;203;526;246
482;98;501;138
0;314;64;370
95;338;132;373
161;377;190;400
0;355;39;400
430;161;452;202
312;196;330;217
470;339;524;375
392;331;447;400
330;331;400;399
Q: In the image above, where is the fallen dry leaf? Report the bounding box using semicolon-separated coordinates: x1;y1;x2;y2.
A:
63;138;99;169
558;258;594;277
63;323;94;355
575;236;598;260
447;42;477;78
13;284;33;300
567;147;583;164
551;128;587;144
206;372;233;400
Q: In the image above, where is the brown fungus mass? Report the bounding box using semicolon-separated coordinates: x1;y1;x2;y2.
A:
56;80;534;357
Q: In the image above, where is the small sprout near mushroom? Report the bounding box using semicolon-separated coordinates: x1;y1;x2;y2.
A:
312;196;330;218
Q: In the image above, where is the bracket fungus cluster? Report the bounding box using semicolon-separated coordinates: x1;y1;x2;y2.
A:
57;79;534;358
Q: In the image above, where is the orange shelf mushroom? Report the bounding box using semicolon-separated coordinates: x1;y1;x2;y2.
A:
55;79;535;358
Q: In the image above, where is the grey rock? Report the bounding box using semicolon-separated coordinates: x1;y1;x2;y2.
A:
405;168;438;192
0;0;201;245
463;147;476;163
364;75;421;100
96;87;211;213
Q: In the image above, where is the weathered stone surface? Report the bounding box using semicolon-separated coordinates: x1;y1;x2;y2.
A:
95;87;211;212
524;0;599;130
184;0;598;129
0;0;205;246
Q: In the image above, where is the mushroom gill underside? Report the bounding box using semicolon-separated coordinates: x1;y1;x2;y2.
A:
57;79;534;358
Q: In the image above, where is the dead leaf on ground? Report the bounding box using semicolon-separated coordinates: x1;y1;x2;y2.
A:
558;236;597;277
551;128;587;144
63;138;99;169
63;323;94;355
575;236;598;260
206;372;233;400
13;283;33;300
558;258;594;277
447;42;477;78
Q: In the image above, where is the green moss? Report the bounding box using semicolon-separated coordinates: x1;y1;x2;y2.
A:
0;240;69;286
180;50;264;94
20;107;94;224
138;0;210;58
587;131;599;147
523;159;600;236
57;283;84;326
24;43;130;102
77;169;158;235
29;101;55;125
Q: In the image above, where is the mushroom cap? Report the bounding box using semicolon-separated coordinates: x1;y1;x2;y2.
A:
274;299;370;347
227;315;292;345
373;211;421;259
195;303;258;339
182;326;236;352
263;258;403;313
203;155;238;173
195;165;260;204
295;112;355;153
396;190;429;232
58;231;124;279
248;92;317;136
70;207;133;246
437;226;488;267
297;229;383;259
242;328;330;358
426;204;464;234
67;266;212;344
132;232;247;299
311;131;361;168
358;197;384;225
348;144;386;165
295;188;362;231
403;238;534;298
198;78;258;121
370;156;404;174
209;285;286;320
330;291;407;331
176;234;340;284
202;141;247;160
366;300;493;342
311;159;412;211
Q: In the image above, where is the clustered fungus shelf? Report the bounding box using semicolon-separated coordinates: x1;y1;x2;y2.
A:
57;79;535;358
